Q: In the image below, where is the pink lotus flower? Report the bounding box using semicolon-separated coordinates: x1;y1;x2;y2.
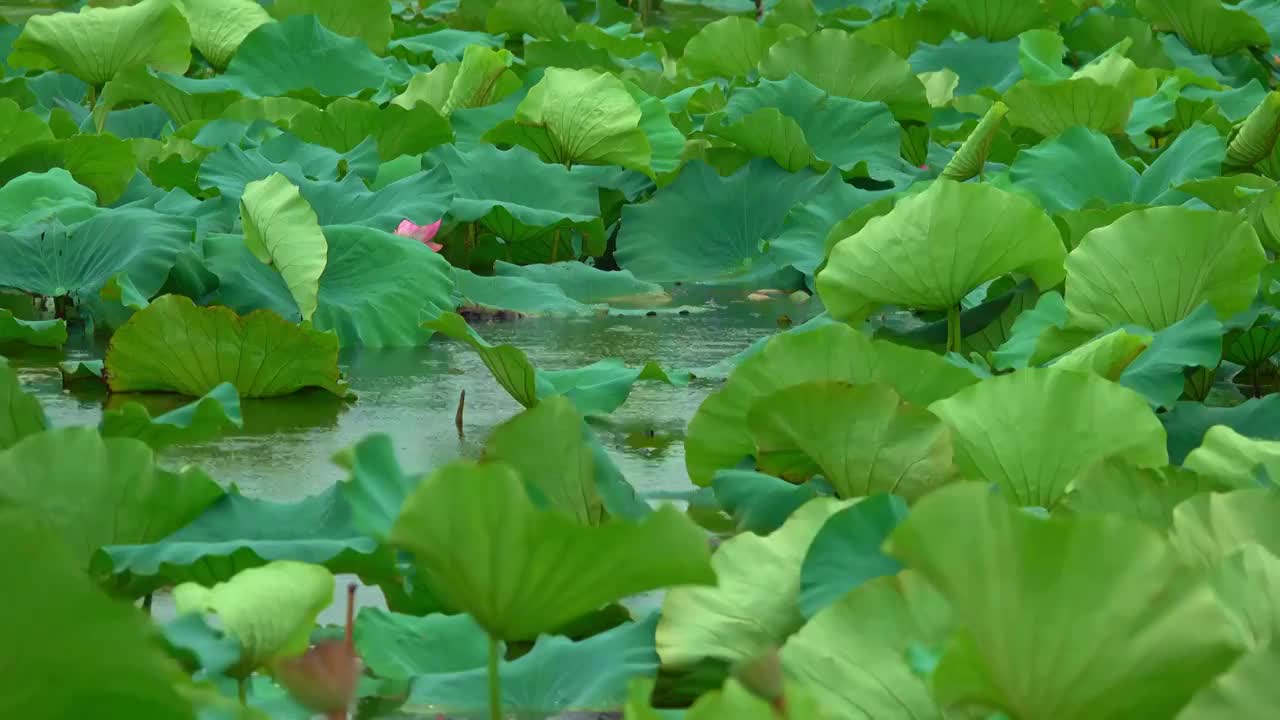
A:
395;218;443;252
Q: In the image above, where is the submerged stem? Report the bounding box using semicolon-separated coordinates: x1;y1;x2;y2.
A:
238;677;248;706
487;634;502;720
946;304;962;354
142;593;153;615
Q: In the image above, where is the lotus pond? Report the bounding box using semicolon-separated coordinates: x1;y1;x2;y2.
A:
9;0;1280;718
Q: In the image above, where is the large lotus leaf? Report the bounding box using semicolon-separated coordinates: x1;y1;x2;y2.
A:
703;108;816;174
797;494;910;619
0;133;139;205
1183;425;1280;488
405;616;658;716
287;97;453;161
1004;77;1133;137
96;482;384;595
929;368;1168;508
657;497;848;668
1206;544;1280;652
1064;207;1266;332
393;45;520;115
484;67;651;174
1116;302;1224;409
173;0;271;70
422;312;536;407
747;382;958;500
758;29;929;122
615;159;828;285
95;66;240;128
452;268;597;317
99;382;243;451
486;0;574;39
0;168;97;230
714;74;902;176
0;506;194;720
272;0;392;53
686;322;978;486
164;15;411;98
354;609;490;680
0;356;46;450
1011;124;1225;212
1063;459;1218;531
817;179;1065;323
910;37;1021;96
1225;91;1280;169
0;98;53;163
390;460;714;640
1163;396;1280;464
925;0;1050;41
239;173;327;323
889;483;1242;720
681;16;777;81
712;469;831;536
1137;0;1269;56
484;397;604;525
0;427;223;571
491;261;665;305
173;561;334;674
0;310;66;348
1179;641;1280;719
1171;489;1280;569
781;572;949;720
104;294;350;398
770;174;890;280
8;0;191;84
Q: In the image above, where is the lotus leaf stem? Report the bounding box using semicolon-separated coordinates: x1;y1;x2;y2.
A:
487;634;501;720
946;305;962;354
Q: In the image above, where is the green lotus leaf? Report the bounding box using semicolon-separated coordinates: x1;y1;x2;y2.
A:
163;15;411;98
492;261;665;305
1206;543;1280;652
713;74;903;177
772;176;889;282
889;483;1242;720
1163;396;1280;464
96;66;241;128
0;168;97;230
940;101;1007;181
388;28;505;63
1179;640;1280;719
423;311;537;407
630;676;825;720
1012;124;1225;211
484;67;651;174
484;396;605;525
99;382;243;450
747;381;958;500
105;294;350;398
404;616;658;716
1064;459;1218;531
929;368;1168;508
0;356;45;450
239;173;327;323
1018;29;1070;82
782;571;949;719
389;460;715;640
287;97;453;161
1116;302;1223;408
1226;91;1280;169
1184;425;1280;488
0;133;138;204
925;0;1050;41
686;322;978;487
657;497;849;668
1224;315;1280;368
817;179;1065;323
681;16;777;81
0;207;191;306
758;29;929;122
272;0;392;53
0;309;66;349
909;37;1021;96
0;427;223;572
616;159;830;285
354;608;491;680
1063;207;1266;332
0;505;194;720
173;561;334;675
0;98;52;163
1003;76;1133;137
453;268;598;317
486;0;573;39
704;108;815;173
1137;0;1269;56
1171;489;1280;569
712;469;831;536
393;45;520;115
8;0;191;84
172;0;272;70
797;494;910;619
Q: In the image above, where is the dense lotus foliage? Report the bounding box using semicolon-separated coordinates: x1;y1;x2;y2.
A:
8;0;1280;718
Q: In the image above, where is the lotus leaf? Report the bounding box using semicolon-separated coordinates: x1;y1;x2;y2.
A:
173;0;272;70
797;494;910;618
1184;425;1280;488
99;382;243;450
0;309;66;348
355;608;491;680
1137;0;1270;56
1065;459;1220;530
239;173;328;323
681;17;777;81
272;0;393;53
0;355;45;450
